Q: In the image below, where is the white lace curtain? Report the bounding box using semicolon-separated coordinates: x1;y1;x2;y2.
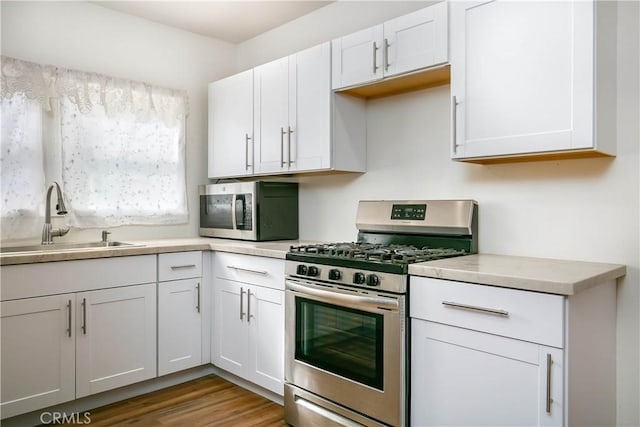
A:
1;56;189;239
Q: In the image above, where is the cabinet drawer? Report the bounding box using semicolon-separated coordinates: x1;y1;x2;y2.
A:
410;277;564;348
159;251;202;281
214;252;284;291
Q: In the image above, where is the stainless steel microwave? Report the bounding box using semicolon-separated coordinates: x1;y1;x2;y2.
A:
199;181;298;241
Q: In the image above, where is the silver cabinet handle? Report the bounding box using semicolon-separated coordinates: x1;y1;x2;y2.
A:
226;265;268;275
287;126;294;165
245;133;252;170
247;289;253;323
81;298;87;335
383;38;390;71
452;95;459;154
546;353;553;413
67;299;72;337
372;41;379;73
240;287;246;320
442;300;509;317
196;282;201;313
280;127;286;168
171;264;196;270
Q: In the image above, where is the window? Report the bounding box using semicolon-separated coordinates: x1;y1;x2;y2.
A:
0;93;45;239
0;56;189;238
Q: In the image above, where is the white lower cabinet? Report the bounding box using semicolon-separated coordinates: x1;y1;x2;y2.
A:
410;276;617;427
412;320;563;426
157;252;204;376
76;284;157;398
158;279;202;375
212;253;285;395
1;294;76;419
0;255;157;419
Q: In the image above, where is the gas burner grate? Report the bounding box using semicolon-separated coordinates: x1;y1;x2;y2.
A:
289;243;467;265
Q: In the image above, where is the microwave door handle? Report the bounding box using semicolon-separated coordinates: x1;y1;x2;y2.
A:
231;194;237;230
235;195;245;229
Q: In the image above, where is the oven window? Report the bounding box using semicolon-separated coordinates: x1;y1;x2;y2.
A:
295;297;384;390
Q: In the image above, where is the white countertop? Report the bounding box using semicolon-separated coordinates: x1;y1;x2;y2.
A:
409;254;626;295
0;237;305;266
2;242;627;296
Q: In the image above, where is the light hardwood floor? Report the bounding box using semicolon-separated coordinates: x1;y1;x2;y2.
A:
76;375;286;426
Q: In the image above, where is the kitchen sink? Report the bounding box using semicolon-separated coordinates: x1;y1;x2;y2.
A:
0;241;144;254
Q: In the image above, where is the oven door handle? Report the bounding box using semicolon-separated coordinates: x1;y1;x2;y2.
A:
286;280;399;311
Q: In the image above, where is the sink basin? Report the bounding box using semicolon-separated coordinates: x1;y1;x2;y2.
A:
0;241;143;254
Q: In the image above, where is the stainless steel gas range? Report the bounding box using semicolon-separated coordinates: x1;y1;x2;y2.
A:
284;200;478;427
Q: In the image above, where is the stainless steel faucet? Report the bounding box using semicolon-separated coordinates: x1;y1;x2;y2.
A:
42;182;70;245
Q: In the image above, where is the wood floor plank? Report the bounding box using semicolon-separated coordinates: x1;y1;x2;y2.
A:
73;376;285;426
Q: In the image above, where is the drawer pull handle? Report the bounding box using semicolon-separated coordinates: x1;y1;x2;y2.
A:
226;265;268;275
442;301;509;317
171;264;196;270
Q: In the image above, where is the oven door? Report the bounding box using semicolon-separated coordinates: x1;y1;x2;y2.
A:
285;278;405;427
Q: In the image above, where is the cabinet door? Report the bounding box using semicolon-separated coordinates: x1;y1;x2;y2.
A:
76;284;157;398
208;69;253;178
255;56;290;174
1;295;75;419
158;278;202;376
331;24;384;90
383;2;448;78
291;42;332;172
411;320;563;427
248;286;284;395
450;0;594;159
212;277;249;378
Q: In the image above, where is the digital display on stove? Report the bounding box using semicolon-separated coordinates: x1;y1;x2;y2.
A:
391;204;426;220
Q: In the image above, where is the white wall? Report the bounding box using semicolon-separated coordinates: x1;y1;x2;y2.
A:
1;1;236;242
238;1;640;425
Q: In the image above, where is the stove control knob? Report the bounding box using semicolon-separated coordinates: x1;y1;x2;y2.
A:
353;272;366;285
329;269;342;281
307;266;319;277
296;265;308;276
366;274;380;287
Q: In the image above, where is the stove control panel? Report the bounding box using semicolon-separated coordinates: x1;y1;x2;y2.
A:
391;203;427;220
286;262;407;293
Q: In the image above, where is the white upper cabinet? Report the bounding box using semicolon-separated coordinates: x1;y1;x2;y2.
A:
332;2;448;91
292;42;333;172
384;3;448;78
208;69;254;178
331;25;384;89
253;41;365;175
450;0;617;162
254;56;290;174
209;41;365;179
